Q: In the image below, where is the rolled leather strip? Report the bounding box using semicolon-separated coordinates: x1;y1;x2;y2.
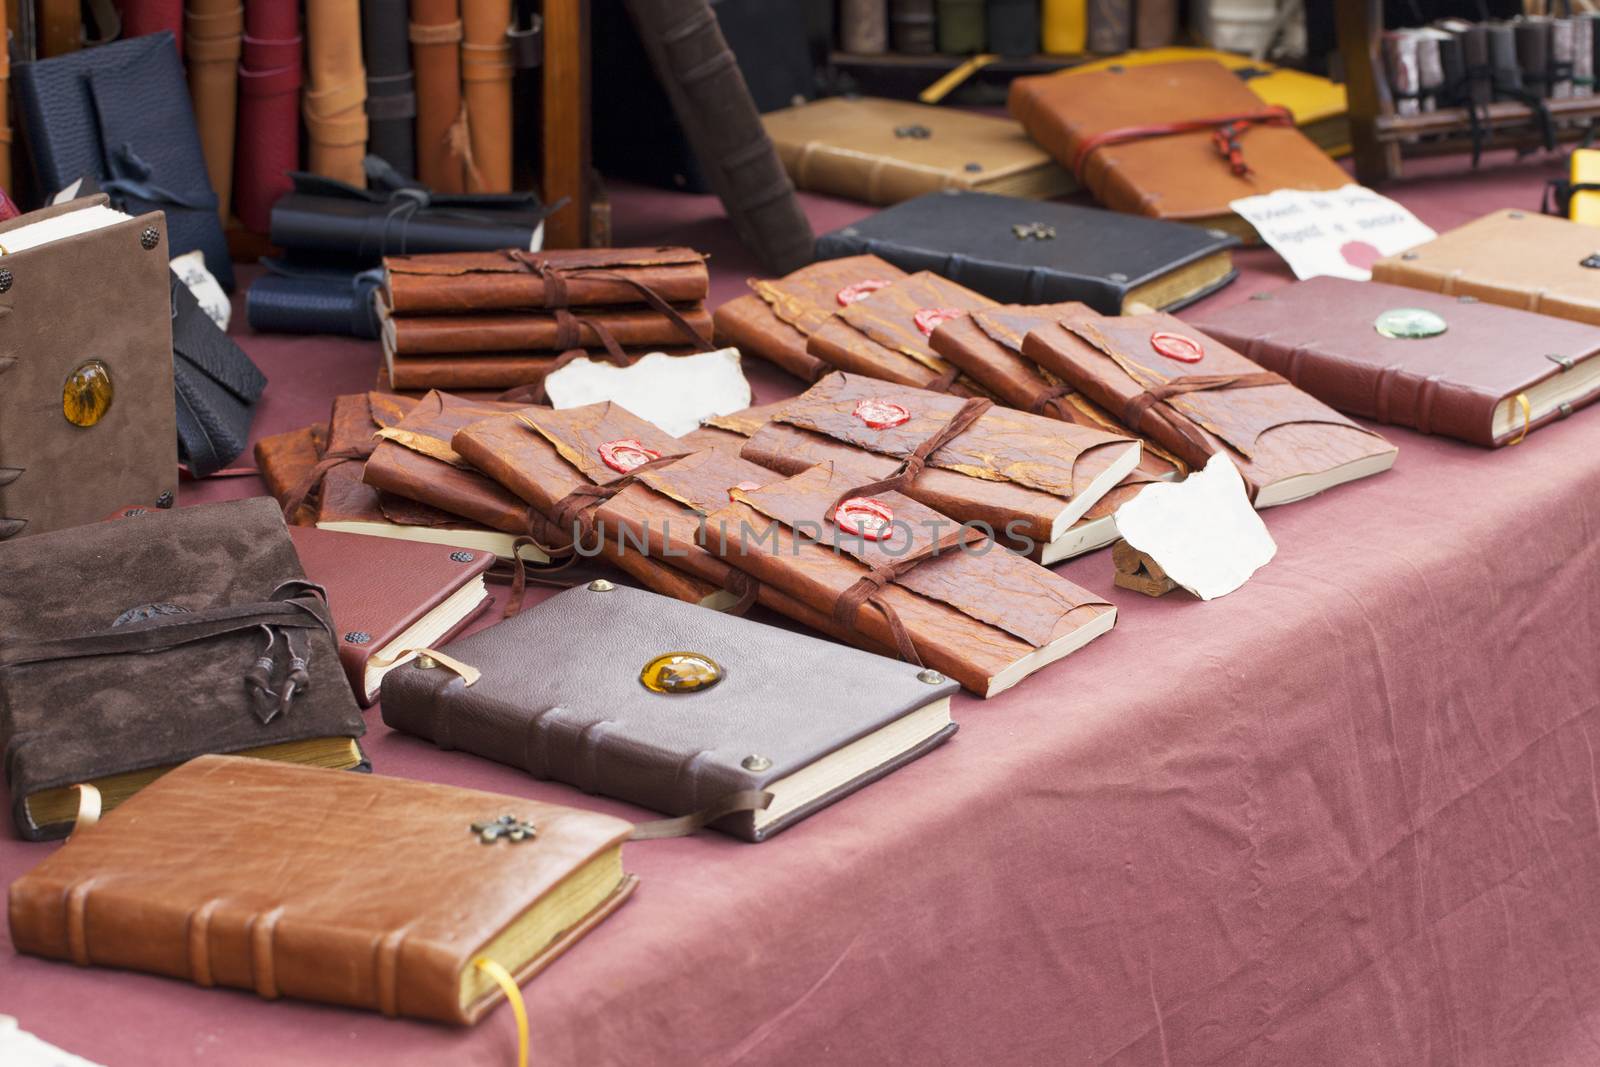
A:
115;0;185;56
363;0;416;177
462;0;515;193
304;0;367;185
185;0;243;220
233;0;301;233
382;248;711;314
412;0;466;194
247;260;383;339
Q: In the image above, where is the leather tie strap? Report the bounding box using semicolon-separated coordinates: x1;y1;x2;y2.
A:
279;445;370;520
546;452;685;539
629;789;774;840
502;510;583;618
1068;107;1294;182
827;396;993;517
503;253;715;350
1120;371;1286;458
828;521;975;665
1029;383;1077;421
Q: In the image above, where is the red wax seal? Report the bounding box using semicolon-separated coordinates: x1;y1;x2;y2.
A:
852;398;911;430
836;279;893;306
833;497;895;541
913;307;965;336
1150;331;1205;363
598;438;661;473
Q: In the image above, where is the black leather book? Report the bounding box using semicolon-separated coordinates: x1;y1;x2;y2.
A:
987;0;1040;57
13;32;234;290
269;158;549;265
814;190;1240;313
361;0;416;178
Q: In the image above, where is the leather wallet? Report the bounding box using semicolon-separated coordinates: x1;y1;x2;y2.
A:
14;31;234;289
172;270;267;475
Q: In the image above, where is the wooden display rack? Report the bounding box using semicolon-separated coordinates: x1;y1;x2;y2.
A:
1337;0;1600;184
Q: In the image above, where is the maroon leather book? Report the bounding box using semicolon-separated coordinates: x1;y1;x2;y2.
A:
1192;277;1600;448
288;526;493;706
234;0;302;233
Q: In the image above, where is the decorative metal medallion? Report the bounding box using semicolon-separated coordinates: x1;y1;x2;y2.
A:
853;397;911;430
112;602;190;628
836;279;892;306
1582;253;1600;270
449;550;476;563
893;124;931;139
121;507;149;518
62;360;114;427
0;268;13;293
917;669;946;685
964;162;982;173
597;438;660;473
834;496;895;541
1012;222;1057;241
472;815;537;844
640;652;724;694
343;631;371;645
741;754;773;772
913;307;965;337
1149;331;1205;363
157;491;175;508
1373;307;1448;339
140;227;160;250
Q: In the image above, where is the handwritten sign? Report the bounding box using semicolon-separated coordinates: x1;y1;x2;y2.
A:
1229;184;1436;281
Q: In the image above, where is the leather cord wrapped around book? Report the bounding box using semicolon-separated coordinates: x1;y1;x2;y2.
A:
1067;107;1295;182
383;247;710;313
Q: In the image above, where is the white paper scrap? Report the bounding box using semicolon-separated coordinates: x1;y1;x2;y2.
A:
1114;454;1276;601
0;1016;106;1067
1229;184;1436;281
543;348;752;437
171;250;232;331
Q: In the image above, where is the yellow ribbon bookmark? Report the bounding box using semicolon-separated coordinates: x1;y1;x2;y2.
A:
474;956;529;1067
1508;393;1532;446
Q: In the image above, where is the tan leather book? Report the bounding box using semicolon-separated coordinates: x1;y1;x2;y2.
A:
1021;310;1398;506
461;0;514;192
1370;209;1600;328
1008;60;1350;241
739;371;1143;564
254;422;329;526
704;463;1116;697
185;0;244;219
9;754;637;1022
715;255;908;383
762;97;1077;205
805;270;995;389
303;0;368;184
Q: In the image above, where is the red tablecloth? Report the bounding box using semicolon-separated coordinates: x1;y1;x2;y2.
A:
5;151;1600;1066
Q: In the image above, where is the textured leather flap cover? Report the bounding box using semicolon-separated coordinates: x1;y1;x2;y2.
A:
1008;60;1349;220
727;464;1107;647
777;371;1132;499
816;191;1238;309
751;253;908;337
0;499;365;838
831;271;996;374
1065;313;1377;459
383;247;710;314
1191;276;1600;444
380;583;958;824
8;754;634;1023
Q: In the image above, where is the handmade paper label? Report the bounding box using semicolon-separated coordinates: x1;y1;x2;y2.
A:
1228;184;1436;281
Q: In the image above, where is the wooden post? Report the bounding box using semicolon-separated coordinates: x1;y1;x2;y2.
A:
1335;0;1401;185
541;0;590;248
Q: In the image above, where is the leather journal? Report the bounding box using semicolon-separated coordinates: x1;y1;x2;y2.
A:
1370;209;1600;328
362;0;416;177
270;161;548;264
360;390;566;563
255;422;328;526
814;190;1239;312
705;463;1116;697
1192;277;1600;448
381;583;959;841
761;97;1076;205
0;198;177;541
183;0;243;221
739;371;1143;563
287;525;493;705
0;499;367;840
714;254;908;383
382;247;711;314
9;754;637;1022
1008;60;1350;241
805;270;995;389
304;0;368;185
234;0;302;234
1022;310;1398;506
14;31;234;289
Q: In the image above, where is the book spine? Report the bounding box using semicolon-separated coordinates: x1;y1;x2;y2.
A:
838;0;888;53
1133;0;1176;50
1041;0;1087;54
890;0;936;55
781;141;964;205
986;0;1039;56
936;0;985;53
1085;0;1130;54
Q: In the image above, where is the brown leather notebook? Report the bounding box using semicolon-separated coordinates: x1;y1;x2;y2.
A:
762;96;1077;205
0;499;366;840
287;525;493;705
1192;277;1600;447
384;305;714;355
9;755;637;1022
740;371;1142;563
384;345;706;392
704;463;1116;697
254;422;328;526
383;248;710;315
1370;209;1600;328
381;583;956;841
715;255;908;383
806;270;995;389
1008;60;1349;240
1021;310;1398;506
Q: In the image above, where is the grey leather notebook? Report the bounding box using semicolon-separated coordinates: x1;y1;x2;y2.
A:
381;584;959;841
